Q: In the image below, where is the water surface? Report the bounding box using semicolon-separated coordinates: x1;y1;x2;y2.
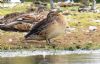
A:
0;53;100;64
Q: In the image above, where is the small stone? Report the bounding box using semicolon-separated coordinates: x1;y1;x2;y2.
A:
89;26;97;31
68;27;76;31
90;19;100;23
9;39;13;42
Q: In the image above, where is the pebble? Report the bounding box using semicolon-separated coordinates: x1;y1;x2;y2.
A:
91;19;100;23
8;38;13;42
89;26;97;31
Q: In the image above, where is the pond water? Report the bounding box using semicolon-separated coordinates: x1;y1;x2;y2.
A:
0;53;100;64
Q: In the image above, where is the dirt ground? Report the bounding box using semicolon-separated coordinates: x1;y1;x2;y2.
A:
0;25;100;50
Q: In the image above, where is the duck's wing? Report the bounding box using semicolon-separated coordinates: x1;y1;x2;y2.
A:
25;17;54;38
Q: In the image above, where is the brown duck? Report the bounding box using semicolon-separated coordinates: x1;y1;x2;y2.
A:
25;11;69;44
0;6;48;31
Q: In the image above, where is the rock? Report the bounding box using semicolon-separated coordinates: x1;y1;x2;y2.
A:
93;10;100;13
90;19;100;23
66;27;76;32
0;16;4;19
89;26;97;31
8;38;13;42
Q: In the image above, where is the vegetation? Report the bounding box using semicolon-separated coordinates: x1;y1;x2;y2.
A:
0;3;31;15
24;0;100;2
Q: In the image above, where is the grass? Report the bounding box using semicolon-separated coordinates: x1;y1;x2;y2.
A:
0;2;31;15
69;14;100;27
0;3;100;50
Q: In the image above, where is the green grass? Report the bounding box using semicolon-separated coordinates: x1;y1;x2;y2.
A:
0;2;32;15
68;12;100;27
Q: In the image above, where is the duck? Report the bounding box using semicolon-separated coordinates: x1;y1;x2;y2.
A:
25;10;69;44
0;6;48;32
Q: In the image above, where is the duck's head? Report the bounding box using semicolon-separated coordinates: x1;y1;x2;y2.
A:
47;9;62;18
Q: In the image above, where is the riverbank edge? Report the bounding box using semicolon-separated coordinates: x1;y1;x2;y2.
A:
0;49;100;57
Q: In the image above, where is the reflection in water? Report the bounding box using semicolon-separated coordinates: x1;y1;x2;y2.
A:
0;54;100;64
39;58;49;64
39;53;49;64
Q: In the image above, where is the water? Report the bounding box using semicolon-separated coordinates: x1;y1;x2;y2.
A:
0;53;100;64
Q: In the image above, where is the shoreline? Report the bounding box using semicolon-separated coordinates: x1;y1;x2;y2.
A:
0;49;100;57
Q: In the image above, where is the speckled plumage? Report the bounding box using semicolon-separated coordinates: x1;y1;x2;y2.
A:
25;11;69;44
